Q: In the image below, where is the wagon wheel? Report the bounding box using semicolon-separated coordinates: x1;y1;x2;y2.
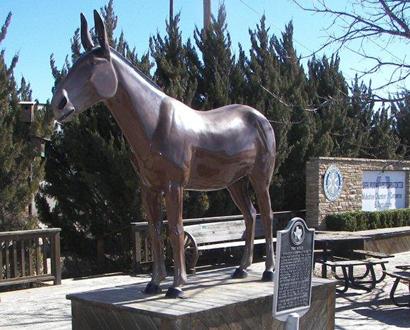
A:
184;232;199;274
165;232;199;274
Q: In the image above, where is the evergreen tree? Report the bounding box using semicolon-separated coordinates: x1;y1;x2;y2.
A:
150;13;200;106
392;92;410;157
193;4;239;216
307;55;349;157
369;103;402;159
272;22;311;210
247;16;280;114
150;13;208;218
37;2;147;260
243;17;289;209
346;76;374;157
0;13;52;230
35;0;406;235
18;77;32;101
194;4;235;110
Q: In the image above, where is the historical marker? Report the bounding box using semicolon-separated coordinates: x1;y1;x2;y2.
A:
273;217;315;328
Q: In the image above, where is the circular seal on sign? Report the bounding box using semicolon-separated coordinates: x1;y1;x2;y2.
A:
323;165;344;202
290;220;305;246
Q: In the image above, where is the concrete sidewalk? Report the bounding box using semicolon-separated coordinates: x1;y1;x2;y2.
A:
331;251;410;330
0;253;409;329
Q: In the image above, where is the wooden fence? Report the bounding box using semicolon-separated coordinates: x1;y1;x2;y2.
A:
131;210;305;273
0;228;61;287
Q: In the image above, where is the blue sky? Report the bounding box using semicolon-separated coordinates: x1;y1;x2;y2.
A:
0;0;407;102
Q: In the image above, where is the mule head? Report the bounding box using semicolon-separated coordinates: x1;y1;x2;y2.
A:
51;10;118;122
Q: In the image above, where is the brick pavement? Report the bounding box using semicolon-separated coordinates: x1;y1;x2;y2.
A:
0;253;408;329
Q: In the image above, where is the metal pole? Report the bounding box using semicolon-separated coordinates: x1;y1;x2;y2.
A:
285;313;300;330
203;0;211;31
170;0;174;23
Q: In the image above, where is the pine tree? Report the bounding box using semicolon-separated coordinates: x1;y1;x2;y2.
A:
194;4;235;110
345;76;374;157
18;77;32;101
271;22;312;210
193;4;239;216
37;2;146;262
307;55;348;157
369;103;402;159
150;13;200;106
150;13;208;218
0;13;52;230
392;92;410;157
246;19;295;209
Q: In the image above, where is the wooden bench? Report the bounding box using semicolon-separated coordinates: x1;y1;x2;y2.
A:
383;270;410;307
182;215;276;273
320;257;388;293
131;211;304;273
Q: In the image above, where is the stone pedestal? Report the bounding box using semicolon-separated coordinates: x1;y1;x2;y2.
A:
67;266;336;330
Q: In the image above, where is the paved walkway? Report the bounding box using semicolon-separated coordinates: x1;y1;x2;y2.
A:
0;252;409;329
331;251;410;330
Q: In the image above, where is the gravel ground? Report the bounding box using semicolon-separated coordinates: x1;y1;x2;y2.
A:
0;252;409;329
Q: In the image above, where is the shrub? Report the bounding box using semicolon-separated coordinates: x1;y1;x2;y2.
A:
325;209;410;231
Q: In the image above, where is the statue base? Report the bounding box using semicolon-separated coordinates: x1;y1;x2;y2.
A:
67;265;336;330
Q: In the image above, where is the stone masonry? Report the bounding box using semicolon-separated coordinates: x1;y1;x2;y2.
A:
306;157;410;229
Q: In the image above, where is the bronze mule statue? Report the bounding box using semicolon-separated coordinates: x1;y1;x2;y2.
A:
51;11;276;298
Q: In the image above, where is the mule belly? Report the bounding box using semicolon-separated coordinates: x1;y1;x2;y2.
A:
186;150;255;191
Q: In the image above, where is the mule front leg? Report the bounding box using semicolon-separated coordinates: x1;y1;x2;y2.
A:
165;182;187;298
142;187;167;294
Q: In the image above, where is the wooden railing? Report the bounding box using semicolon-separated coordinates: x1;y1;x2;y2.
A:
131;210;305;273
0;228;61;287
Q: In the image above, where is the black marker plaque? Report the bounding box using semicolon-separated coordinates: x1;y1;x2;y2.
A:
273;217;315;320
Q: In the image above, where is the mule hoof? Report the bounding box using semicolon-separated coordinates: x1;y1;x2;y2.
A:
261;270;274;282
165;287;186;299
187;268;196;275
144;282;162;294
232;268;248;279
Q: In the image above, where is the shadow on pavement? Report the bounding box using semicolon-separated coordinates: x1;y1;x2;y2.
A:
353;306;410;328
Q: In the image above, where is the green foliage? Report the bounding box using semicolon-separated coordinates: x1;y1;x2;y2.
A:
38;109;142;253
0;13;53;231
37;2;145;255
194;4;235;109
326;209;410;231
272;22;312;209
193;5;242;216
150;13;208;218
392;92;410;157
245;17;290;209
34;1;409;259
150;13;200;106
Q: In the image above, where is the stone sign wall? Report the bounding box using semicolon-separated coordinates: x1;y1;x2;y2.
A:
306;157;410;228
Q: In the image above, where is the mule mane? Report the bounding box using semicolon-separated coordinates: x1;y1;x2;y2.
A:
109;47;162;92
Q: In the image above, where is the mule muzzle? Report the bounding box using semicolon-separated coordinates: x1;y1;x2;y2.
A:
52;89;76;123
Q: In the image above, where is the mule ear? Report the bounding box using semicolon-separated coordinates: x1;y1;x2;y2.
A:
91;66;118;98
80;13;94;51
93;10;110;56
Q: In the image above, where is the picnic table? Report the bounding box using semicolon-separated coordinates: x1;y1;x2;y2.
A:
383;265;410;307
314;232;368;278
314;232;393;292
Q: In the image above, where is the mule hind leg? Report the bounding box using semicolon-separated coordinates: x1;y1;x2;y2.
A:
250;178;275;281
227;178;257;278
